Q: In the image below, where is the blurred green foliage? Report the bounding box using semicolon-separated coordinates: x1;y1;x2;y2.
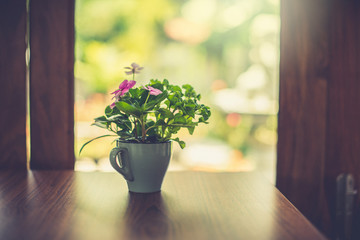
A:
75;0;279;166
75;0;279;93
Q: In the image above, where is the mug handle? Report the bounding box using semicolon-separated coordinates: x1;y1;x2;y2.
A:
109;147;134;181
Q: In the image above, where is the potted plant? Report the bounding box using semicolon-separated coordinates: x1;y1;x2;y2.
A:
80;63;211;193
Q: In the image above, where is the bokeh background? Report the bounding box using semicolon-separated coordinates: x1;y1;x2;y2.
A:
75;0;279;183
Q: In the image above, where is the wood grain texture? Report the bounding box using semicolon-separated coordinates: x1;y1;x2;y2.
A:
0;171;327;240
325;1;360;239
277;0;360;238
0;0;27;169
29;0;75;169
277;0;329;232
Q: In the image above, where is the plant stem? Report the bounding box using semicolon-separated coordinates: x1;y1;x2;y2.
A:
141;115;146;142
140;92;151;142
134;119;138;139
144;125;156;135
144;92;150;107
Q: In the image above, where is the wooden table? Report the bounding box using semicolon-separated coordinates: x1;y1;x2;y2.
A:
0;171;326;240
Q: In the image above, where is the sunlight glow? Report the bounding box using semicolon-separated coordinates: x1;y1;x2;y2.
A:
182;0;216;23
236;65;267;90
220;2;259;29
250;14;280;39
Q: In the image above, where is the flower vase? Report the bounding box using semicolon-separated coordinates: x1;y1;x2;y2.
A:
109;139;172;193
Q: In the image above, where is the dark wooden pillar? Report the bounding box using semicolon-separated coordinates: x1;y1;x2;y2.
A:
29;0;75;169
0;0;27;169
277;0;360;238
325;1;360;239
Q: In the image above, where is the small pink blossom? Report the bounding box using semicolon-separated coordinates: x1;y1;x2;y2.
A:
112;80;136;97
110;80;136;109
124;63;143;75
144;86;162;96
110;102;117;109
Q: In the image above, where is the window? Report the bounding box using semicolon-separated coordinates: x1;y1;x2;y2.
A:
75;0;279;182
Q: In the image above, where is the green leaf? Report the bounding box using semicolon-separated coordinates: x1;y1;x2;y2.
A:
167;94;178;104
174;115;187;124
172;137;186;149
157;108;174;118
162;79;169;87
91;122;108;129
94;116;107;122
145;92;167;110
188;126;195;135
115;120;132;131
186;103;196;108
149;80;164;91
145;119;156;127
116;101;142;118
116;130;132;138
106;114;128;122
179;141;186;149
164;99;171;108
170;85;182;93
79;134;117;155
139;89;149;105
155;119;165;126
129;88;141;98
182;84;193;91
105;105;120;117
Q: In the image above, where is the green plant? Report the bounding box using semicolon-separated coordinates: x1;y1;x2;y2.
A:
80;63;211;153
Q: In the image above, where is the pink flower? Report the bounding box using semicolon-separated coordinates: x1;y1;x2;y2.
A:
144;86;162;96
112;80;136;97
124;63;143;75
110;80;136;109
110;101;117;109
